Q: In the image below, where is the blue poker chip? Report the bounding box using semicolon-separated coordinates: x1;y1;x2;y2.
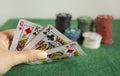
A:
64;28;81;41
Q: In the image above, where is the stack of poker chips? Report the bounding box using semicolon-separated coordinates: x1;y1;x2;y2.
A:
77;16;93;32
55;13;72;33
95;15;114;44
83;32;102;49
64;28;81;41
77;16;93;44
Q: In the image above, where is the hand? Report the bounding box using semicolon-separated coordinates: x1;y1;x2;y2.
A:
0;29;47;75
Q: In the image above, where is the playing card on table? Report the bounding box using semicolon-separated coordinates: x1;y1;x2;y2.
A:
10;19;43;51
29;42;85;64
23;25;72;51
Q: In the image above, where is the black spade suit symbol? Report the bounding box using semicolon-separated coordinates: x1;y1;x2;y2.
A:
33;32;37;35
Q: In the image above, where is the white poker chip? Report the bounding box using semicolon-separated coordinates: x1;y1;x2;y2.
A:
82;32;102;49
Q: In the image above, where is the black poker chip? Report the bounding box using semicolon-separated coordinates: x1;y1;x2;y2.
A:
55;13;72;33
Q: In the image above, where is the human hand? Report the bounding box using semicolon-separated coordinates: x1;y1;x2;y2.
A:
0;29;47;76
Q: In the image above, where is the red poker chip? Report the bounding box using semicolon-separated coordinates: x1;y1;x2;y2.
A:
96;29;112;32
101;39;114;45
95;14;113;44
95;26;112;30
97;32;112;36
96;33;110;35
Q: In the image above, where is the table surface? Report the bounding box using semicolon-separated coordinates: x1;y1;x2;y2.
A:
0;19;120;76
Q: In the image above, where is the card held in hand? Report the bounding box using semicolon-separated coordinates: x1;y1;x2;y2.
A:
29;42;85;64
45;41;86;64
10;19;43;51
25;24;44;46
10;19;86;65
23;25;72;51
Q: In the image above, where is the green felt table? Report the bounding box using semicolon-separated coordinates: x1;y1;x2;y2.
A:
0;19;120;76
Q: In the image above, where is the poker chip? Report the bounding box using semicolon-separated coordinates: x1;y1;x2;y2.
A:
64;28;81;41
82;32;102;49
77;31;84;44
95;14;114;44
55;13;72;33
77;16;93;32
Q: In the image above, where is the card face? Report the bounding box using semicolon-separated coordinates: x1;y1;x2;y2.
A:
25;24;44;46
10;19;43;51
23;25;72;51
28;42;85;64
45;42;85;64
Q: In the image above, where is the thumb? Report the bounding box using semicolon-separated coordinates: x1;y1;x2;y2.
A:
11;50;47;65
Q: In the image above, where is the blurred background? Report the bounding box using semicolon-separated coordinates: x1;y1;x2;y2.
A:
0;0;120;25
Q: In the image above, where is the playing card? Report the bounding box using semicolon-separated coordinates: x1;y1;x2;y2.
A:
23;25;72;51
29;41;85;64
45;41;85;64
25;24;44;46
10;19;43;51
